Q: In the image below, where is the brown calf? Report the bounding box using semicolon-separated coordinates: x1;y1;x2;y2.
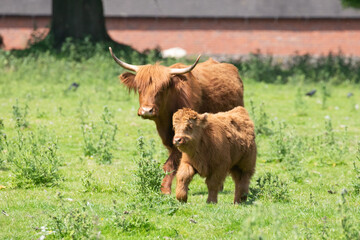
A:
172;107;256;203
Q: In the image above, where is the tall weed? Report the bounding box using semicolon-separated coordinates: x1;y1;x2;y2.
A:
128;136;178;214
249;172;289;202
249;99;273;136
111;201;154;234
338;190;360;239
42;193;99;239
0;119;7;167
294;87;307;116
8;127;63;188
81;170;121;193
12;99;29;128
235;51;360;84
353;142;360;194
81;106;118;164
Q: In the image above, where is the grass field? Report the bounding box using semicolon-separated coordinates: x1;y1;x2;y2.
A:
0;49;360;239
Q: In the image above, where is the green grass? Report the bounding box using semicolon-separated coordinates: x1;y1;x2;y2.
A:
0;49;360;239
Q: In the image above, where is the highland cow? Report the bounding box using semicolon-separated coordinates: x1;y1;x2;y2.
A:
109;47;244;194
172;107;256;204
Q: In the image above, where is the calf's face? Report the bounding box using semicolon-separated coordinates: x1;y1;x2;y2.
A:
172;108;207;151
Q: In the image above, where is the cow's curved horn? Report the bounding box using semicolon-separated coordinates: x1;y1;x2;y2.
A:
109;47;140;72
169;55;201;75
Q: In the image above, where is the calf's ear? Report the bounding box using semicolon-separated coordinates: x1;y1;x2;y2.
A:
119;72;137;91
200;113;208;126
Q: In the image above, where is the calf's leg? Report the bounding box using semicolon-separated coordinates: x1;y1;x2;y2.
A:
161;148;182;194
205;173;227;204
176;162;195;203
231;168;253;204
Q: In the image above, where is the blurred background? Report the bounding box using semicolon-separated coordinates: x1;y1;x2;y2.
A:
1;0;360;59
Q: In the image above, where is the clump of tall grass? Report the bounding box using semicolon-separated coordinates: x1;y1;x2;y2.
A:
133;136;164;197
321;83;331;109
294;87;307;116
0;119;7;168
12;99;29;128
81;170;121;193
269;117;350;169
41;193;99;239
249;99;273;136
122;136;179;215
110;200;154;234
7;127;63;188
352;142;360;194
80;105;118;164
338;190;360;239
235;51;360;84
249;172;290;202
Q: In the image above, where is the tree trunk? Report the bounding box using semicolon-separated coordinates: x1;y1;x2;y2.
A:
50;0;111;46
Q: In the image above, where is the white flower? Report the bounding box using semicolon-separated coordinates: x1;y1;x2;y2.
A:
355;104;359;110
325;115;330;120
334;106;339;110
83;124;92;131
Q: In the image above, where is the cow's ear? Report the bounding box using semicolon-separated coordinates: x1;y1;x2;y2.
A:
119;72;137;91
171;74;187;83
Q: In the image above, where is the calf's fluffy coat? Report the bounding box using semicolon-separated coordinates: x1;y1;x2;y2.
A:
172;107;256;203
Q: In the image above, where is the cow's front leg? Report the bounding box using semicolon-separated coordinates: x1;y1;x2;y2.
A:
176;161;195;202
161;147;182;194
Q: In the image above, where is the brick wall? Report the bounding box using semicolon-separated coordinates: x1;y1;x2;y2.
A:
1;16;360;57
0;16;50;49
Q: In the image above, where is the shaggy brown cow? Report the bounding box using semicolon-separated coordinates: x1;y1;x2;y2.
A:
109;47;244;194
172;107;256;204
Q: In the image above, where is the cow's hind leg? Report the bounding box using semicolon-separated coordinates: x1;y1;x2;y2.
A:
205;173;227;204
176;162;196;203
231;167;253;204
161;148;182;194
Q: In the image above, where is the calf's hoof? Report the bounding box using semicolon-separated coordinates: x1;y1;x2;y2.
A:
206;199;218;204
176;191;188;203
161;186;171;195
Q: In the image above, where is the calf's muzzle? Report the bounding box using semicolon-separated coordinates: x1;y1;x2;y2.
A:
173;136;185;146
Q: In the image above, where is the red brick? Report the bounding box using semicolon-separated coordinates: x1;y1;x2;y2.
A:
1;16;360;56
